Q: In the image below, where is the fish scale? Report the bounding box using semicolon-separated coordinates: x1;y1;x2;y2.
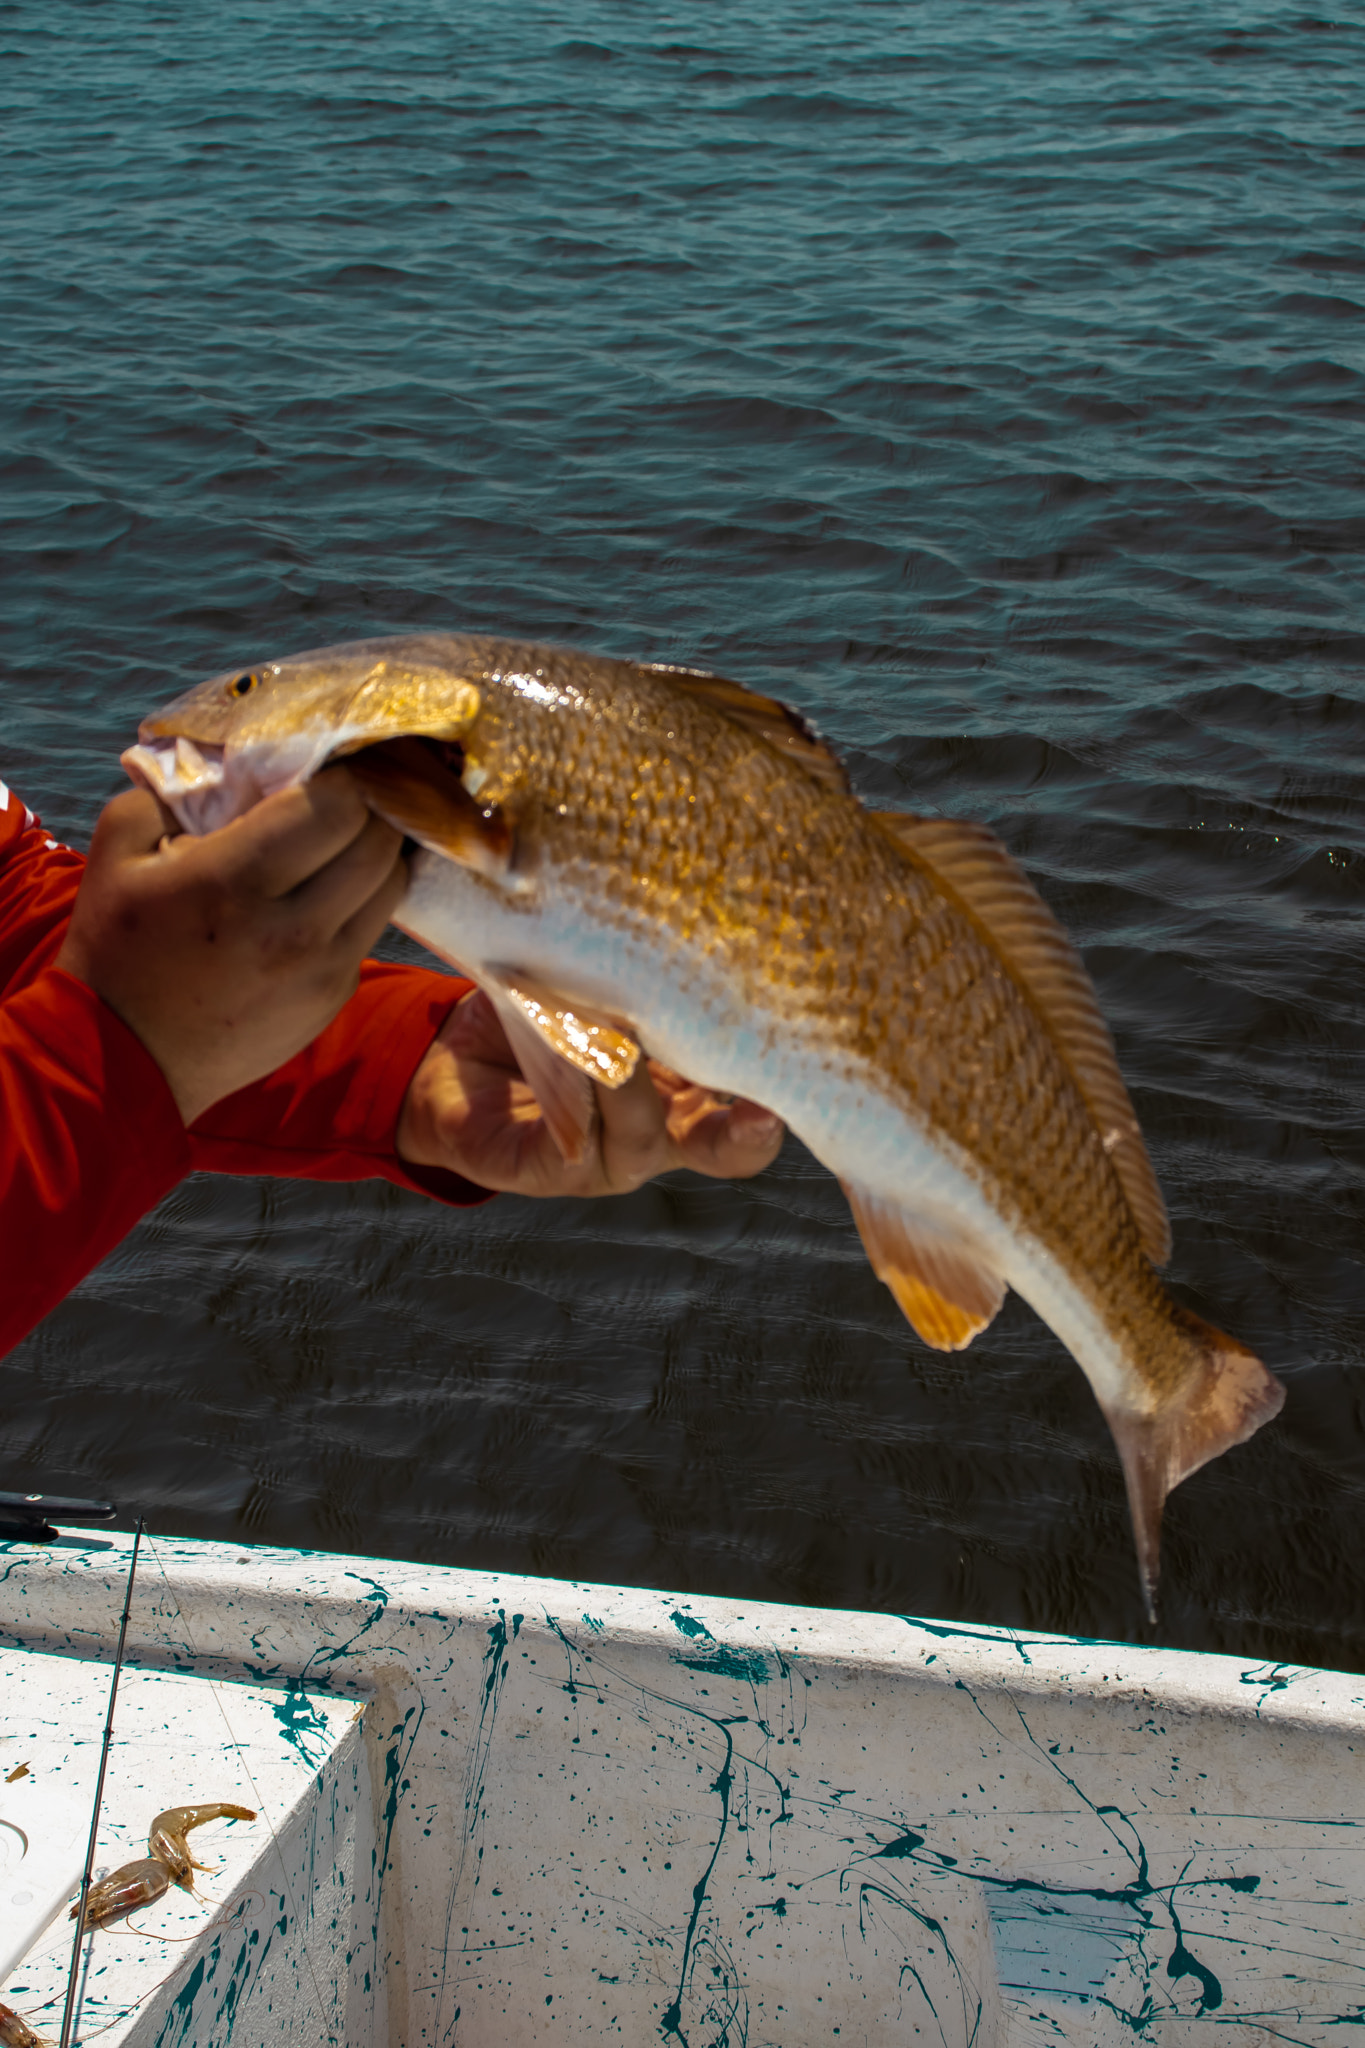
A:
126;631;1286;1614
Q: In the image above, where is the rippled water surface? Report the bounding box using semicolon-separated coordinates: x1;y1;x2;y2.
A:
4;0;1365;1665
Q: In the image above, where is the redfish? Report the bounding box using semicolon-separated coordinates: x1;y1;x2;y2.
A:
125;634;1285;1614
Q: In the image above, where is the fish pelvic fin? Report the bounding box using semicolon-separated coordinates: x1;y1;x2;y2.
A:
870;809;1171;1268
841;1182;1006;1352
496;975;641;1090
1106;1307;1285;1624
481;973;642;1165
483;983;597;1165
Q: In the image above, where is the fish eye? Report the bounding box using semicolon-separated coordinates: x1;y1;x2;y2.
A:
229;672;257;698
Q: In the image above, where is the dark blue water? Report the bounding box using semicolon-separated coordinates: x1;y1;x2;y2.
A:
3;0;1365;1664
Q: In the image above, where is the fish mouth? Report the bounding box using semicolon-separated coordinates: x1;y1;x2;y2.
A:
121;735;245;835
123;728;514;881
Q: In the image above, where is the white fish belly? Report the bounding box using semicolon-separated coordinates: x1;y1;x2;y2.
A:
400;852;1132;1410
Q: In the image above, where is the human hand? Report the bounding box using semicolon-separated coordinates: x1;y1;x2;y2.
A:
396;988;785;1196
57;768;407;1125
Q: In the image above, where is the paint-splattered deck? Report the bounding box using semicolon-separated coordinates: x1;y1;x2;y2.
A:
0;1641;363;2045
1;1531;1360;2044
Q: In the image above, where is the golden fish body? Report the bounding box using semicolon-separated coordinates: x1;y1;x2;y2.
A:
129;633;1285;1611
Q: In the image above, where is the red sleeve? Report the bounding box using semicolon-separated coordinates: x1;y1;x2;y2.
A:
0;776;85;989
0;969;192;1356
188;962;492;1208
1;777;491;1357
0;786;191;1356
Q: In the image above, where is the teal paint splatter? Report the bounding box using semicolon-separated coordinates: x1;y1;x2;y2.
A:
269;1680;335;1767
901;1616;1040;1666
874;1830;925;1861
367;1697;426;2007
431;1609;520;2043
676;1645;769;1686
662;1728;736;2047
152;1954;207;2048
670;1610;713;1641
1166;1903;1222;2013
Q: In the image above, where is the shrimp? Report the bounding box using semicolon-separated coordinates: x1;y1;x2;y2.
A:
148;1803;255;1890
72;1855;172;1930
0;2004;50;2048
71;1800;255;1930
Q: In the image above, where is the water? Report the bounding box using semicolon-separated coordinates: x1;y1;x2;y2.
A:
3;0;1364;1666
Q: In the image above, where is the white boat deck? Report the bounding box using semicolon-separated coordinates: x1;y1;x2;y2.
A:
0;1528;1360;2045
0;1646;363;2046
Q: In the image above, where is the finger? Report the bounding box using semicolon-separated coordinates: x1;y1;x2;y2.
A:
331;841;411;958
87;785;184;862
287;809;405;938
645;1059;735;1112
667;1093;784;1179
434;987;522;1071
592;1057;675;1190
202;767;374;898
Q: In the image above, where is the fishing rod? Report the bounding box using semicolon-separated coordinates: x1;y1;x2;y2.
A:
0;1494;115;1543
59;1517;143;2048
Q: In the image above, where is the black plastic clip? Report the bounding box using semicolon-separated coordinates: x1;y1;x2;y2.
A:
0;1492;118;1543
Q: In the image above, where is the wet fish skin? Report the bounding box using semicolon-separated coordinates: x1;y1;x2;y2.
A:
131;633;1286;1614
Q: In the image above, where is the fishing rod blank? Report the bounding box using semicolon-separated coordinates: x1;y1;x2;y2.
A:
59;1518;143;2048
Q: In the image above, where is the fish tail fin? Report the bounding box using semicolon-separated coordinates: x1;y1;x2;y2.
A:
1105;1307;1285;1625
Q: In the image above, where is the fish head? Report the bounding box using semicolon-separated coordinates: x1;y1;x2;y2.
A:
124;633;488;838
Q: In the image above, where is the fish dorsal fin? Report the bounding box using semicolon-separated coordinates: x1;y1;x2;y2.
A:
841;1181;1006;1352
871;810;1171;1267
648;665;851;795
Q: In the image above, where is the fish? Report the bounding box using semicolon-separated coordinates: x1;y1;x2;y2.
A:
124;632;1286;1616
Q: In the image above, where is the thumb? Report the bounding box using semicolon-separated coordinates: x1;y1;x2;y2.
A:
90;785;184;860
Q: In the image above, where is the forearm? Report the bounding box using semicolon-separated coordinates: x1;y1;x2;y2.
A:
0;782;488;1364
187;960;494;1207
0;969;191;1356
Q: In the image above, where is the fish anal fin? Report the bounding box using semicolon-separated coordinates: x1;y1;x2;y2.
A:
496;974;641;1090
1104;1306;1286;1623
483;985;597;1165
841;1181;1006;1353
871;809;1171;1268
650;665;852;796
883;1273;993;1351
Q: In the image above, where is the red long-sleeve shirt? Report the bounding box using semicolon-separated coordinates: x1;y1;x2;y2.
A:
0;777;490;1357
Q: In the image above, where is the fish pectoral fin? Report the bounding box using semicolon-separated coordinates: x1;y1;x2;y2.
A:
494;975;641;1090
346;736;513;879
841;1182;1006;1352
1103;1306;1286;1624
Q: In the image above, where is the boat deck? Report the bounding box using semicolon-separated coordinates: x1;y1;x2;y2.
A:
0;1530;1359;2044
0;1644;362;2045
